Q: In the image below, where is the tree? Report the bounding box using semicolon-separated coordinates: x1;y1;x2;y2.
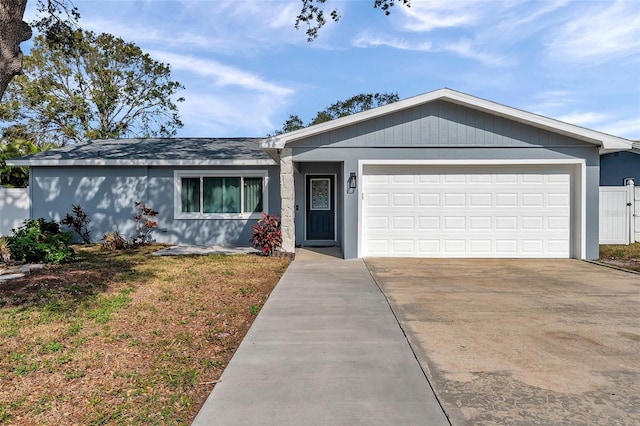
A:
1;30;184;146
272;92;399;135
296;0;410;41
0;0;410;101
0;138;55;187
0;0;78;101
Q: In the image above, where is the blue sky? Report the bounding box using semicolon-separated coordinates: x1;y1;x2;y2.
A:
24;0;640;140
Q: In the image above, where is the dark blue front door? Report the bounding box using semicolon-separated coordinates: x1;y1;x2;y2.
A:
306;175;335;240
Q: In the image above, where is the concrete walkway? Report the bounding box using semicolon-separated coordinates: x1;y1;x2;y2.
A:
192;249;449;425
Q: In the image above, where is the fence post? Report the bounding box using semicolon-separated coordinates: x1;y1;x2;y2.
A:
624;178;635;244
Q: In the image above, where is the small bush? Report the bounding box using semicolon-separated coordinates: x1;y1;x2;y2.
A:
249;212;282;256
131;202;158;246
0;236;11;263
60;205;92;243
101;231;128;251
7;219;75;264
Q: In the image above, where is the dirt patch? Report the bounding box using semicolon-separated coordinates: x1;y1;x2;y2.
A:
600;243;640;272
598;258;640;272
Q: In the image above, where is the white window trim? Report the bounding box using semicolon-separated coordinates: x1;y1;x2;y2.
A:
174;170;269;220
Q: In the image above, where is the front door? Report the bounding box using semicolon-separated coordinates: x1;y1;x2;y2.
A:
306;175;335;241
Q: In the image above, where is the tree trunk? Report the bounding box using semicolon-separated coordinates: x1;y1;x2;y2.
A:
0;0;31;101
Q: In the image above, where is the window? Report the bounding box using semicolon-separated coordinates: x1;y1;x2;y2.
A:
175;171;267;219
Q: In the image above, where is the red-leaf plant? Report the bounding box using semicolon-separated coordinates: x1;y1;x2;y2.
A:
250;212;282;256
131;201;159;246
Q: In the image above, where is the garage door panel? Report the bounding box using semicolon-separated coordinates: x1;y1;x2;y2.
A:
362;165;572;258
366;193;389;207
417;239;440;252
470;217;492;230
392;216;414;230
470;193;492;206
392;193;415;207
419;194;440;206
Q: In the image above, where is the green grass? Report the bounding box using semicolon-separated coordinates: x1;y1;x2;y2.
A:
86;289;133;324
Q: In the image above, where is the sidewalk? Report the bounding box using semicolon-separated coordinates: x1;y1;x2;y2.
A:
192;249;449;425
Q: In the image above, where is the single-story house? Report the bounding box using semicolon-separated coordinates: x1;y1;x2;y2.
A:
8;88;634;259
600;145;640;186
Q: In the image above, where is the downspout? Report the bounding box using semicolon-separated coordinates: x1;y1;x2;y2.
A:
28;167;33;219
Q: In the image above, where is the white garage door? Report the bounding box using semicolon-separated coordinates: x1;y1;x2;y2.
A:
362;165;572;258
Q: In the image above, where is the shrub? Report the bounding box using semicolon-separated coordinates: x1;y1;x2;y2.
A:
0;236;11;263
60;205;92;243
249;212;282;256
7;219;75;264
131;202;159;246
101;231;128;251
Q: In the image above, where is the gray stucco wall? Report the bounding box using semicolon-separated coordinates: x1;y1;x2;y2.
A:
600;152;640;186
288;101;600;260
30;165;280;246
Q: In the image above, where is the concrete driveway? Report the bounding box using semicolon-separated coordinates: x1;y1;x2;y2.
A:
365;259;640;425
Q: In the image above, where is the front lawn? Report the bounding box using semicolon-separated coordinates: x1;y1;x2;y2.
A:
0;245;290;424
599;243;640;272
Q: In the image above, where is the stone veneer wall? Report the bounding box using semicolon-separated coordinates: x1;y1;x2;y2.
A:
279;148;295;252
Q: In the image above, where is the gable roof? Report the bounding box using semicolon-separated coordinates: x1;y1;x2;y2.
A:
7;138;277;167
262;88;633;151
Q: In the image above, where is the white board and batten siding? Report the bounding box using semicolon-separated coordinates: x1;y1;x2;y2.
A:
361;164;575;258
0;187;30;236
636;187;640;243
599;184;639;245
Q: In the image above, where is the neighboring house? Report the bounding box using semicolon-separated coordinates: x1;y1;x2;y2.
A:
600;145;640;186
8;88;634;260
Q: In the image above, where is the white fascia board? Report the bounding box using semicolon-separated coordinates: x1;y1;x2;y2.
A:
359;159;585;167
272;88;632;150
5;158;278;167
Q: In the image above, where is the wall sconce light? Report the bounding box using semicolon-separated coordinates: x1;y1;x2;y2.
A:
348;172;357;190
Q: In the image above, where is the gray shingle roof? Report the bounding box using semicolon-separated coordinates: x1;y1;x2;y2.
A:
8;138;276;166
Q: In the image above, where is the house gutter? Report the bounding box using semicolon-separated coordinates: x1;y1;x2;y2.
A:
5;158;278;167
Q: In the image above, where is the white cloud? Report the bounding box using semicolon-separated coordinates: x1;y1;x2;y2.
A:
556;111;613;127
82;18;229;51
398;0;487;32
352;32;509;67
177;91;286;136
592;117;640;140
73;0;305;56
502;0;569;28
547;0;640;63
141;50;295;136
352;32;432;51
146;50;294;98
550;109;640;139
441;39;514;67
528;90;575;111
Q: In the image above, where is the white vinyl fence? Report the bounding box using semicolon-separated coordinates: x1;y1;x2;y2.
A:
0;187;30;236
635;186;640;243
600;180;638;245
